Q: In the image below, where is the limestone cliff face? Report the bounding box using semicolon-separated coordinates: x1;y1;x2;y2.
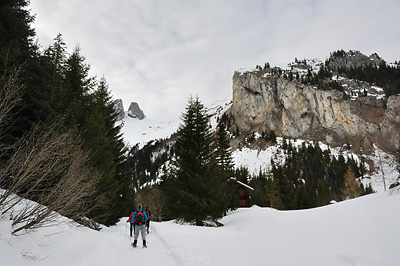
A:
229;71;400;153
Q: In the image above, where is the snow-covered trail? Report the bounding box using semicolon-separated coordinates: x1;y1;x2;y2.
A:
72;222;182;266
1;190;400;266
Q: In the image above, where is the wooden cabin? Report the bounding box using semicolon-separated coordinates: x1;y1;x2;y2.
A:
235;179;254;207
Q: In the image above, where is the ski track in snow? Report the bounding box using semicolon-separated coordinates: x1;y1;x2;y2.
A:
1;190;400;266
93;222;183;266
95;219;185;266
150;224;185;266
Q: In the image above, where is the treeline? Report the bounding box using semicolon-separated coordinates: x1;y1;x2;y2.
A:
128;140;172;188
276;49;400;98
300;67;344;92
327;49;400;98
246;141;373;210
336;63;400;98
0;1;132;226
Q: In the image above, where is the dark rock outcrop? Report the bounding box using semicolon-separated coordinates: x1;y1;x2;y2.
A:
128;102;145;120
114;99;125;121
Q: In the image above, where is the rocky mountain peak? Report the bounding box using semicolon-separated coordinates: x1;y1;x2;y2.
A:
128;102;146;120
114;99;125;121
326;50;385;72
114;100;146;121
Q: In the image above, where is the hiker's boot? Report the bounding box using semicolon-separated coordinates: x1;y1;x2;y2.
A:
143;240;147;248
132;240;137;247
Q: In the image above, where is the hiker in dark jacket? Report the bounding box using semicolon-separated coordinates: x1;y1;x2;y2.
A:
131;203;148;248
145;206;152;234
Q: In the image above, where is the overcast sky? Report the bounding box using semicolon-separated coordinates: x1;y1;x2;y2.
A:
29;0;400;121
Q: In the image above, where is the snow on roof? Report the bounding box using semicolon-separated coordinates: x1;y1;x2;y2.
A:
234;179;254;191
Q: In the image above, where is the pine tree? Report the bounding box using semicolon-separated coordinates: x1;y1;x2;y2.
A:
265;164;285;209
215;119;234;172
86;77;133;224
40;34;68;119
214;118;235;212
0;0;36;77
22;34;68;125
0;0;39;140
166;97;228;226
62;45;95;129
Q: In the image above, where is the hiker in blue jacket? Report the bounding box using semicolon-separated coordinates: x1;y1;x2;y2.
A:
131;203;149;248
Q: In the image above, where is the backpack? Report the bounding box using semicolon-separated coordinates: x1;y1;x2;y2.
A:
134;211;145;225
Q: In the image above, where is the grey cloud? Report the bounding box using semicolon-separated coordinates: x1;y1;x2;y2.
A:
30;0;400;121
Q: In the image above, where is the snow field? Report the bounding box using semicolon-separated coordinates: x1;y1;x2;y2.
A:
1;190;399;265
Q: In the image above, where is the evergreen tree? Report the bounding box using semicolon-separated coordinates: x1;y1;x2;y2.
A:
249;170;268;207
215;119;234;172
22;34;68;126
215;118;236;210
0;0;39;140
37;34;68;121
166;97;228;226
62;45;94;129
0;0;36;78
265;164;285;209
87;77;133;224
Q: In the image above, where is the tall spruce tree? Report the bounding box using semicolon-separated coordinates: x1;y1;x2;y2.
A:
0;0;36;78
166;97;228;226
0;0;39;140
215;119;234;172
215;119;235;210
88;77;133;224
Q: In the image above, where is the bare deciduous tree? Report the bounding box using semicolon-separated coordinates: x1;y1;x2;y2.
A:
0;72;102;234
9;128;101;234
135;186;166;222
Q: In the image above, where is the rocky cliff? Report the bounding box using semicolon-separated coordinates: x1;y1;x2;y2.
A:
228;68;400;154
128;102;145;120
114;99;125;121
326;50;385;71
114;100;146;121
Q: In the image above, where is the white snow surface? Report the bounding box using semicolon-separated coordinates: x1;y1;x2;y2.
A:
118;113;180;149
1;190;399;266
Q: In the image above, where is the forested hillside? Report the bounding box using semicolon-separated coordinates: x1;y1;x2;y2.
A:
0;1;133;226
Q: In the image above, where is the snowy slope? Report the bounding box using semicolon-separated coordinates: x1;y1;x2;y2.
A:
1;189;399;266
118;114;180;149
118;99;231;150
119;101;399;193
232;137;399;193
